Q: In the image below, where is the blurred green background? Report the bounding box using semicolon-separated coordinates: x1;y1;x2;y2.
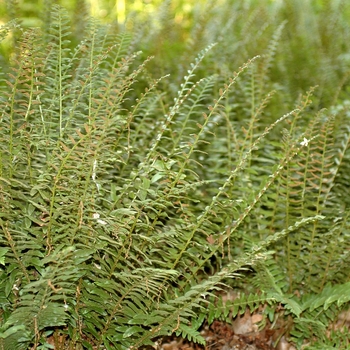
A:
1;0;350;110
0;0;334;31
1;0;214;27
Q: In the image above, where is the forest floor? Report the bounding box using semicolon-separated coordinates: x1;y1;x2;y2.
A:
155;310;297;350
155;307;350;350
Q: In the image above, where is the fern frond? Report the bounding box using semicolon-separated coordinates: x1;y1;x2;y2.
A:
302;282;350;312
1;245;90;349
42;5;73;139
145;43;216;163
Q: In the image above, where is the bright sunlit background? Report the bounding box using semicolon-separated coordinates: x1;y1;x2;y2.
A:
0;0;293;29
0;0;211;26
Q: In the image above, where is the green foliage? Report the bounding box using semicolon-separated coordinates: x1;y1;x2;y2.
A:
1;1;350;349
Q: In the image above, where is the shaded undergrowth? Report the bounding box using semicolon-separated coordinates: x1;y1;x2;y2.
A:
0;1;350;349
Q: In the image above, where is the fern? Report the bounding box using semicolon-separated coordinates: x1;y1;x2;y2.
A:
1;2;350;350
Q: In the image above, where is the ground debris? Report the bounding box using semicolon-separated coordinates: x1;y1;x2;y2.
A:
154;317;296;350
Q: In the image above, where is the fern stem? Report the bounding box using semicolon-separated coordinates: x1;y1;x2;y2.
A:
173;108;296;273
57;9;64;138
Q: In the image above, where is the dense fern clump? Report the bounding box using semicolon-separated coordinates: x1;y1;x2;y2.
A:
1;2;350;349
